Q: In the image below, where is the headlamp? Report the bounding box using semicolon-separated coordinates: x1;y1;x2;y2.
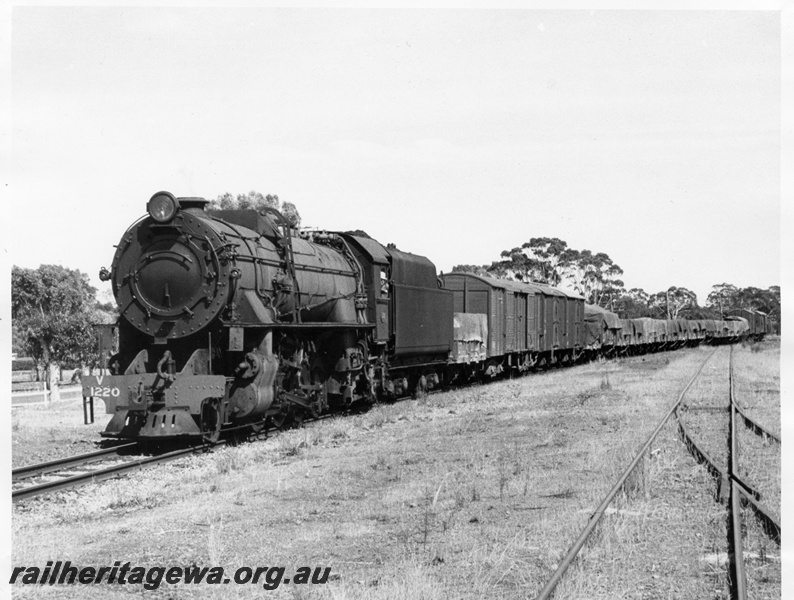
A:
147;191;178;223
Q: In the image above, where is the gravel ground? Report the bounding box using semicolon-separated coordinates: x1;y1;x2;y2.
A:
12;397;113;469
10;342;780;599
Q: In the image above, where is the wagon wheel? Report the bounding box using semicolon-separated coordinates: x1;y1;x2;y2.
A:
200;399;222;444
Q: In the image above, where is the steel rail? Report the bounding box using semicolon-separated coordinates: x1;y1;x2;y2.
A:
674;416;729;497
728;345;748;600
12;411;339;502
12;445;211;502
736;486;781;543
534;347;718;600
676;412;765;499
675;404;780;539
12;443;139;481
732;399;780;444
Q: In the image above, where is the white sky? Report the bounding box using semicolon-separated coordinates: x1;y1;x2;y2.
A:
6;6;782;306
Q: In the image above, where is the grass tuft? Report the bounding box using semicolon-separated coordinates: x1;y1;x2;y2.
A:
600;373;612;390
215;447;246;474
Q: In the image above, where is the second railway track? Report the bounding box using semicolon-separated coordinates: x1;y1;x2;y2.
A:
12;443;211;502
12;442;139;482
676;345;780;600
675;345;780;542
535;344;781;600
11;411;343;503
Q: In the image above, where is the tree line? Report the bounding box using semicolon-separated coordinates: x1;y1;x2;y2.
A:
209;191;301;227
12;265;116;385
451;237;780;329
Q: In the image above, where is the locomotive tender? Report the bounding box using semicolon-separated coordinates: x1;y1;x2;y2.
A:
82;191;757;442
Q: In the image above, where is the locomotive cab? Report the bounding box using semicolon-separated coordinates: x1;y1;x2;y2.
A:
338;233;453;397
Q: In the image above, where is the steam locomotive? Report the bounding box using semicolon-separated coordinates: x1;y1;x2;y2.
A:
83;192;452;442
82;192;761;443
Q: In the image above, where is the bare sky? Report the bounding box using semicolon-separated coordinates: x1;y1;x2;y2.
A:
8;7;781;306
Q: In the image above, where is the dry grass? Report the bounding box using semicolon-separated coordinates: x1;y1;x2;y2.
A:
10;343;780;599
742;503;781;600
677;347;733;476
732;338;780;436
12;398;112;468
737;424;781;524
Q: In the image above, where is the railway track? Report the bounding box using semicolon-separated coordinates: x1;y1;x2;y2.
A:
534;346;719;600
12;443;212;502
676;346;780;529
676;345;780;599
12;442;138;482
534;345;781;600
11;411;342;503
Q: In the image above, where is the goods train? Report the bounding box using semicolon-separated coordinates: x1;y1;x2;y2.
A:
81;192;768;442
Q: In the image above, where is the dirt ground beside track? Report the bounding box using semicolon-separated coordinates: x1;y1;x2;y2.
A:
12;395;110;469
11;341;780;599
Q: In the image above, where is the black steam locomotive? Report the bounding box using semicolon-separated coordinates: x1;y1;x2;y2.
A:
83;191;756;443
83;192;453;442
